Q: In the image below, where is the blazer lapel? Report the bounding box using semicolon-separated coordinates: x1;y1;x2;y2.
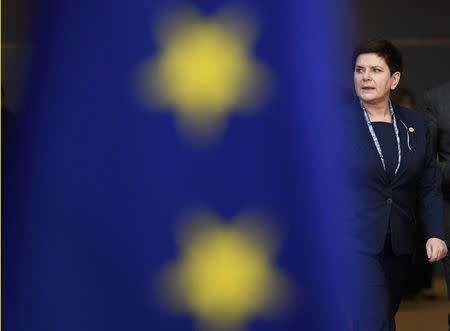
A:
349;100;388;182
392;107;412;183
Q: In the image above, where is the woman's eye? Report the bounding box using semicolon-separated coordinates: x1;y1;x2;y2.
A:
372;68;382;73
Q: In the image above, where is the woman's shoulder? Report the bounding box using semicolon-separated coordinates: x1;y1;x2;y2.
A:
394;105;428;135
395;105;425;124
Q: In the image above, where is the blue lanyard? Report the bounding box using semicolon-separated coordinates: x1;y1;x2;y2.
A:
360;99;402;175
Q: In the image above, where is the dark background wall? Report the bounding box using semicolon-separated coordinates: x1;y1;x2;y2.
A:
2;0;31;111
2;0;450;111
345;0;450;110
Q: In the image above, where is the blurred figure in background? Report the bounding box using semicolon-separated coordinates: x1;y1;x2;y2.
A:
392;88;438;301
423;81;450;329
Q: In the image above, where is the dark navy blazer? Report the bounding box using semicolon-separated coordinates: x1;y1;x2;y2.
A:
342;100;445;255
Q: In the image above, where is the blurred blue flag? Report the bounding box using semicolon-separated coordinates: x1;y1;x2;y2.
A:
3;1;351;330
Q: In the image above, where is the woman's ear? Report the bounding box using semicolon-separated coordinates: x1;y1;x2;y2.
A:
390;72;401;90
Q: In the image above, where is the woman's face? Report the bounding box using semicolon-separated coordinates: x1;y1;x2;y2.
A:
354;53;400;105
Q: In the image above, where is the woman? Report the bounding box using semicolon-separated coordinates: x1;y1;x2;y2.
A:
342;39;448;330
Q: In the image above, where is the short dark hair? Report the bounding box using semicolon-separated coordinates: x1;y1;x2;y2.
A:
352;39;403;75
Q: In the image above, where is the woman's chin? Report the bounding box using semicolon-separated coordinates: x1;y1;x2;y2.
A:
358;95;380;104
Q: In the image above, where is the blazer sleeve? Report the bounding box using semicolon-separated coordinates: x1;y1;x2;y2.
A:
418;118;446;240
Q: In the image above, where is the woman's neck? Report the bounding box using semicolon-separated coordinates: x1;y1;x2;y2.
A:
362;100;391;123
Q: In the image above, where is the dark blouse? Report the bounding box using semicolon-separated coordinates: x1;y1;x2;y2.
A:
372;122;397;183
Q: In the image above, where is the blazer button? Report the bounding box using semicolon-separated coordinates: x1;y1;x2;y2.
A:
387;198;393;204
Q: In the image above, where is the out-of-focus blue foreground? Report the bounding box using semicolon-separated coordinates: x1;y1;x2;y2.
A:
3;1;351;330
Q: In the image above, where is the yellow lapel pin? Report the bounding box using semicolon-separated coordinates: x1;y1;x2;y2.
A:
409;127;414;133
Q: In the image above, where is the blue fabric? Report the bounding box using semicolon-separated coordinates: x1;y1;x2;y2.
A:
3;1;351;330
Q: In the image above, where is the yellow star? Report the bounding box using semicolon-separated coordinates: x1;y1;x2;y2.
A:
138;8;269;140
158;210;289;330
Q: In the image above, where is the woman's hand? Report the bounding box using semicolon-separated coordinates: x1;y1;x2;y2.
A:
426;238;448;262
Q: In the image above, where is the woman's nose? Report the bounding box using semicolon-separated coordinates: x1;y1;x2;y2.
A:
363;71;371;81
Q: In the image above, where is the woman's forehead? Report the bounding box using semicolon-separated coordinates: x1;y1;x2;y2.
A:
355;53;387;66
